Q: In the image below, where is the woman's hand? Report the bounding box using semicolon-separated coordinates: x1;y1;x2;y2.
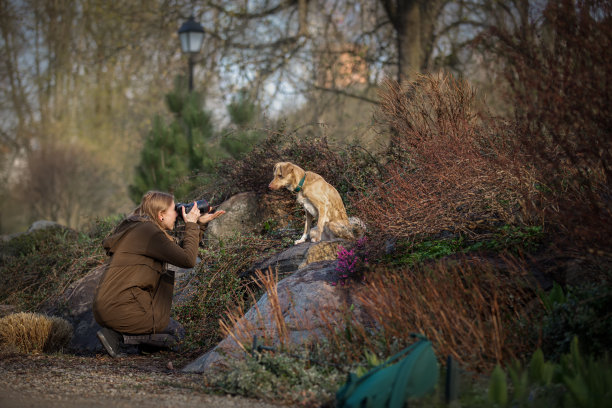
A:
182;201;201;224
198;209;226;225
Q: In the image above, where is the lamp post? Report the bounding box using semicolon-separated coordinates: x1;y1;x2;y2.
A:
178;16;204;92
178;16;204;170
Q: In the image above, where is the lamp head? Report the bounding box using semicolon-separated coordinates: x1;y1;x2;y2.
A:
178;16;204;54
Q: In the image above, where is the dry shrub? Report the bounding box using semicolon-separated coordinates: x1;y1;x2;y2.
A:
216;129;342;194
215;126;380;213
354;74;529;242
0;224;108;311
482;0;612;254
0;312;73;353
354;258;538;373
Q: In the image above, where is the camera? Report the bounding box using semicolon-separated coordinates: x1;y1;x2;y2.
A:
175;199;211;221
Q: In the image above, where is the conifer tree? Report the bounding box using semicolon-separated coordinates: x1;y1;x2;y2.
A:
130;77;219;203
220;90;265;159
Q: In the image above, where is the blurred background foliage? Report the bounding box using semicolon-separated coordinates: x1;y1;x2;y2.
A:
0;0;563;233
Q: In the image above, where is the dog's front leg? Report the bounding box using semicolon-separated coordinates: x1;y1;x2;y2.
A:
295;210;313;244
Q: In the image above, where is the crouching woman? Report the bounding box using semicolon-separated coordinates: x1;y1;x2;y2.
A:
93;190;224;357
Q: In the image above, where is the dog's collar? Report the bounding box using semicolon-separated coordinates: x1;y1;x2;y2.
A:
294;175;306;193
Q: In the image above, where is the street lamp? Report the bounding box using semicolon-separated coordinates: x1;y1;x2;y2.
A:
178;16;204;92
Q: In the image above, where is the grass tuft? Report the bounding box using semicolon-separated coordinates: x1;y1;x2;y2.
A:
0;312;73;353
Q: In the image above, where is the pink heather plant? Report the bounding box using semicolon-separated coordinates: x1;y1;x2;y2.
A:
333;237;369;286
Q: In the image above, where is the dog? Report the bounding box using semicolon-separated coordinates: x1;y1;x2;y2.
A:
268;162;363;244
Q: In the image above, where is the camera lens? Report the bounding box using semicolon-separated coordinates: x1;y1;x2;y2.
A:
175;199;210;220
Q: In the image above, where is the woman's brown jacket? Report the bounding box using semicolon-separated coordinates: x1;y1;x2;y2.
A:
93;216;202;334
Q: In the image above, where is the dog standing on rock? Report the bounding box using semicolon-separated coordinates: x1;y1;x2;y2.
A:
268;162;364;245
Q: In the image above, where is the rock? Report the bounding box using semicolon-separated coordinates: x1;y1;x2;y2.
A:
242;239;346;279
1;233;20;243
169;261;200;307
183;258;366;373
1;220;66;243
27;220;64;233
0;304;16;318
51;263;108;352
204;192;262;243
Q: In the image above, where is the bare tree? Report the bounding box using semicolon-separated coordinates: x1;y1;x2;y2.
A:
17;141;120;229
191;0;453;109
0;0;192;231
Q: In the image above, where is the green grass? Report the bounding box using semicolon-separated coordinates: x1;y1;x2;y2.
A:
385;224;545;267
204;348;346;406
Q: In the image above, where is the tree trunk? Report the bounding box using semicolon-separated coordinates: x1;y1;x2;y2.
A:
381;0;446;83
396;2;422;83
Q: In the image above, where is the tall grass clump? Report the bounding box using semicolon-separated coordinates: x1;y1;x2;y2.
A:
354;74;531;247
210;267;345;407
0;312;73;353
219;267;290;352
340;257;539;373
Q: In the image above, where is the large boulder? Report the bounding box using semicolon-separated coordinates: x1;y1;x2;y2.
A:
203;191;301;244
242;239;346;278
1;220;66;243
51;263;107;353
183;252;366;373
204;192;262;243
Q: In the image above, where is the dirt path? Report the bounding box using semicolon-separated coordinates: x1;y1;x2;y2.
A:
0;351;288;408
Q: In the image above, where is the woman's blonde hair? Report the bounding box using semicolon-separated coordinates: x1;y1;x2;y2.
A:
133;191;174;235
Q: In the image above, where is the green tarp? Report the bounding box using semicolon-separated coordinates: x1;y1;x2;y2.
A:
336;335;439;408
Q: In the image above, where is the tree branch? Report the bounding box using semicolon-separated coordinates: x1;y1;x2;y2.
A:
204;0;298;20
311;85;379;104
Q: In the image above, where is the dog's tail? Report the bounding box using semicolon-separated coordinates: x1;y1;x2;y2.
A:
328;217;366;241
348;216;366;240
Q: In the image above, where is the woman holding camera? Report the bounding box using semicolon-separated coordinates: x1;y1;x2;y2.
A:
93;190;224;357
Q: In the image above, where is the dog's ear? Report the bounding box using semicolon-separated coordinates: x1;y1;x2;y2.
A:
275;162;285;177
280;162;293;179
275;162;290;178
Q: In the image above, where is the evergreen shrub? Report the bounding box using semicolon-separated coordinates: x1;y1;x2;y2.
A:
542;284;612;360
0;221;110;311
